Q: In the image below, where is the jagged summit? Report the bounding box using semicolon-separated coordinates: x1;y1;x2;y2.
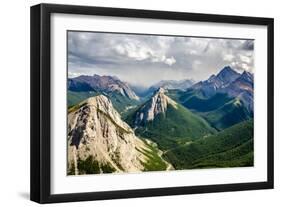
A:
239;71;253;83
192;66;242;97
207;74;216;83
216;66;240;84
133;87;178;126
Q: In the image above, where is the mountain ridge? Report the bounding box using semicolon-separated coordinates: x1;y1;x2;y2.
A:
127;88;216;150
67;95;169;175
68;74;139;100
190;66;253;111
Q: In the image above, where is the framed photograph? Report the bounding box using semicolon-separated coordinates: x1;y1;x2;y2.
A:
30;3;274;203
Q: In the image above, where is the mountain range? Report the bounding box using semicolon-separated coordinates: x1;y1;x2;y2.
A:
68;74;139;100
67;65;254;174
68;74;140;113
192;66;241;96
191;66;253;111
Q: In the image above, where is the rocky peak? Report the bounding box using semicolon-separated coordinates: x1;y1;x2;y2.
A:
239;71;253;83
216;66;240;84
155;87;166;94
75;95;133;139
67;95;156;174
133;88;178;126
191;66;242;97
207;74;216;83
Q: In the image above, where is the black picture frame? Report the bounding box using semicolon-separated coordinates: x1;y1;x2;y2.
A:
30;3;274;204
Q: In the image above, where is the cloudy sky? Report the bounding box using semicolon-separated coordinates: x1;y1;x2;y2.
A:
68;31;254;87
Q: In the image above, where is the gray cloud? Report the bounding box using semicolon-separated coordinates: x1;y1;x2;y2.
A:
68;31;254;86
241;40;254;50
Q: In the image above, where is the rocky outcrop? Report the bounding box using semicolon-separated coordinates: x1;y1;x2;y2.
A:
67;95;167;175
133;87;178;126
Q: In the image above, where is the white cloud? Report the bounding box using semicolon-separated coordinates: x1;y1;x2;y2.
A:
223;54;235;62
115;41;176;66
239;54;252;64
68;31;254;86
164;56;176;66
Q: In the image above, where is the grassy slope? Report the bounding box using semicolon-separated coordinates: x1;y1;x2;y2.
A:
131;104;216;150
68;90;99;107
201;99;251;130
166;89;252;130
181;93;233;112
165;120;254;169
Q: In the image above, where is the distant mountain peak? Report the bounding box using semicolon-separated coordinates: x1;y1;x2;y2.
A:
216;66;240;83
68;74;139;100
221;65;234;72
149;79;195;91
207;74;216;82
241;71;253;79
234;70;253;84
219;66;237;75
191;66;245;98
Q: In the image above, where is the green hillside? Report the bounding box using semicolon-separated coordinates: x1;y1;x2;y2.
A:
201;98;252;130
68;90;139;114
129;104;216;150
165;120;254;169
181;93;233;112
68;90;99;107
166;90;252;130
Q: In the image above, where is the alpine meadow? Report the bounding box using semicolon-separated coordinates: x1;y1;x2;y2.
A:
67;31;254;175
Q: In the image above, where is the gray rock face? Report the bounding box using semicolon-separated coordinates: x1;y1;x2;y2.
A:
216;66;241;85
68;95;151;174
133;87;178;127
68;74;139;100
192;66;240;97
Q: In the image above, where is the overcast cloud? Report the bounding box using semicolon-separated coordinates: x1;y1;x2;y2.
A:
68;31;254;87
